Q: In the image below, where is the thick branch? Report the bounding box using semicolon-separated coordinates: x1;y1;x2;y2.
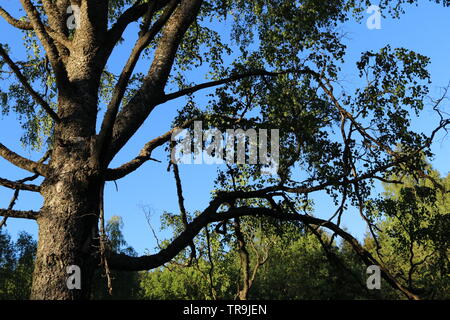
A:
0;143;49;176
107;198;222;271
0;5;71;51
20;0;68;86
96;0;178;165
0;208;39;220
107;203;419;300
42;0;65;31
0;6;33;30
108;0;203;160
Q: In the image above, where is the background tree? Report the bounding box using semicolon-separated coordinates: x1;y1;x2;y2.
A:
365;165;450;299
0;0;448;300
91;216;141;300
139;221;376;300
0;230;36;299
2;170;448;301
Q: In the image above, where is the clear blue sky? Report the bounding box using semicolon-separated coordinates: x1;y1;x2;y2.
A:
1;2;449;255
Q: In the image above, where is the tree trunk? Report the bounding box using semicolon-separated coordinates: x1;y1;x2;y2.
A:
234;217;251;300
31;170;101;299
30;96;102;299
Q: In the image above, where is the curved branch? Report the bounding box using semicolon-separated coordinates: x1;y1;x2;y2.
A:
0;6;33;30
107;203;419;300
96;0;179;165
107;198;222;271
0;143;49;176
0;45;61;123
161;69;303;103
20;0;68;86
0;5;71;51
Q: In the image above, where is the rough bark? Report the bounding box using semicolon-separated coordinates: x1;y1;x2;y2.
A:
30;81;101;299
31;132;102;299
31;187;99;299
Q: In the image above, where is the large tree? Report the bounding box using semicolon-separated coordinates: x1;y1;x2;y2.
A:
0;0;448;300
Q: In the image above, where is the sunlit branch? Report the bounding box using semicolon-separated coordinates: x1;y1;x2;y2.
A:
104;0;172;59
0;143;49;176
107;0;203;160
96;0;179;165
0;6;33;30
20;0;68;86
0;208;39;221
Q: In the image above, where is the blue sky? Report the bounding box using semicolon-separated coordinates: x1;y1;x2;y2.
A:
1;2;449;255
